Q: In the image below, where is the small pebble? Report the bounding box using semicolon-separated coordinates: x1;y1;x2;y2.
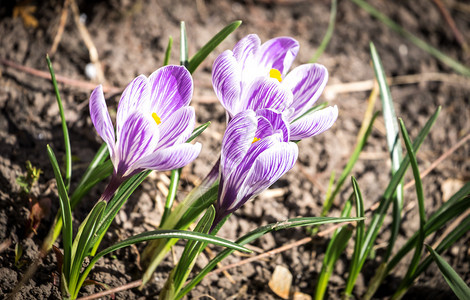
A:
85;63;97;80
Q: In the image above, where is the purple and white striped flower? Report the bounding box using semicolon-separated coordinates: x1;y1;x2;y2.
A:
214;109;298;226
89;65;201;201
212;34;338;140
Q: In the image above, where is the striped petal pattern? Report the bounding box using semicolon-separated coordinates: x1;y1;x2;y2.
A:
215;110;297;225
89;65;201;188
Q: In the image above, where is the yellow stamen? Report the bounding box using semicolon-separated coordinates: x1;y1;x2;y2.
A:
252;137;261;144
269;68;282;82
152;112;161;125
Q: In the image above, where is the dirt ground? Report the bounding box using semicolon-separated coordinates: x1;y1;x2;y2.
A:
0;0;469;299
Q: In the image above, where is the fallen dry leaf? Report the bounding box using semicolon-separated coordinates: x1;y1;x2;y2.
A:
268;265;292;299
13;2;39;28
441;178;465;202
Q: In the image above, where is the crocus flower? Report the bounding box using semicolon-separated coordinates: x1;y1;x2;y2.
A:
89;65;201;201
212;34;338;140
214;109;298;226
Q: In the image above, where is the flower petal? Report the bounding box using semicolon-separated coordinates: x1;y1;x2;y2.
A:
232;34;260;66
133;142;202;171
116;75;150;133
89;85;116;158
290;105;338;140
148;65;193;121
234;141;298;210
156;106;195;148
225;133;283;194
256;37;299;76
283;63;328;119
114;111;159;177
220;110;257;179
212;50;242;117
256;109;290;142
243;77;294;112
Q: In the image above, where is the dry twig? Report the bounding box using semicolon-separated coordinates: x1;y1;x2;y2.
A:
69;0;105;83
49;0;70;55
433;0;469;53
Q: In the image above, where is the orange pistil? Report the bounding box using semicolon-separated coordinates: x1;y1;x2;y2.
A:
252;137;261;143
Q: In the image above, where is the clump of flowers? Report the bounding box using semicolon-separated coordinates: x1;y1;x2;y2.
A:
42;23;364;300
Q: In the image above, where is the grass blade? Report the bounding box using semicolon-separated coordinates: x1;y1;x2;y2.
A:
46;55;72;190
171;206;216;296
315;197;353;300
426;245;470;300
370;42;404;260
160;169;181;226
365;186;470;299
309;0;337;63
315;226;352;300
160;121;211;227
400;214;470;297
77;228;252;294
386;183;470;273
177;216;363;300
351;0;470;77
187;20;242;74
90;170;151;255
70;143;110;208
392;119;427;299
321;112;379;216
292;102;329;124
47;145;73;283
350;106;440;292
69;201;106;297
163;36;173;66
344;177;366;296
180;21;188;68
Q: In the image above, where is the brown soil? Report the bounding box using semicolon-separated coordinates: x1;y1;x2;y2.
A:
0;0;469;299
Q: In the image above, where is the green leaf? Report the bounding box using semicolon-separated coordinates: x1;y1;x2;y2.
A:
49;145;111;250
187;20;242;74
395;214;470;299
176;216;363;300
180;21;188;68
47;55;72;190
315;196;353;300
309;0;337;63
315;226;352;300
426;245;470;300
344;177;365;296
76;229;251;296
160;169;181;226
70;144;110;209
321;112;379;216
68;201;106;297
187;121;211;143
170;206;216;297
291;102;329;124
159;122;211;227
163;36;173;66
393;119;427;298
175;183;219;230
91;170;151;255
47;145;73;283
370;42;404;260
385;183;470;277
348;106;440;293
351;0;470;77
365;186;470;300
